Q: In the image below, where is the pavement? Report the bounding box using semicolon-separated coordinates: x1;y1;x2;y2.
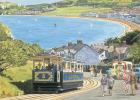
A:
64;73;140;100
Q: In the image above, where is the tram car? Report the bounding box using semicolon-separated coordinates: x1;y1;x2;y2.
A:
32;54;83;92
111;61;133;79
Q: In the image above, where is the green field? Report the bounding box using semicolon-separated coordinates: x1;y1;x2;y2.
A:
0;61;33;98
42;6;112;16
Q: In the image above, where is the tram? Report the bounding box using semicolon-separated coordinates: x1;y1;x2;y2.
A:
32;54;83;92
112;61;133;79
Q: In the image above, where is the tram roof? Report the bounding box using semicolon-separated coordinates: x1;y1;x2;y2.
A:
33;54;62;61
62;57;84;63
113;61;132;64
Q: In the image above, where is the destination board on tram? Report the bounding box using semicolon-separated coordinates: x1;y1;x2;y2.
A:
34;71;54;82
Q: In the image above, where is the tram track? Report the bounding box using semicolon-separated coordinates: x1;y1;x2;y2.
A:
1;79;100;100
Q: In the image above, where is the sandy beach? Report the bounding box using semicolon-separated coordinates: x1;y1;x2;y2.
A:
40;15;137;35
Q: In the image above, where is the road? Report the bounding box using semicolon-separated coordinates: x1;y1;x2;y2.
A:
64;78;140;100
1;72;140;100
0;76;100;100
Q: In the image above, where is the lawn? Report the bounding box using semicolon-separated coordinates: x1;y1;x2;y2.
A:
42;6;112;16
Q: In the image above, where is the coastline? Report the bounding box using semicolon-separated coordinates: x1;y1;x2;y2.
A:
43;15;140;36
1;14;137;32
1;15;140;44
43;15;133;33
38;15;134;37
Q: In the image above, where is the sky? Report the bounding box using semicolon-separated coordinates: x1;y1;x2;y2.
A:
0;0;63;5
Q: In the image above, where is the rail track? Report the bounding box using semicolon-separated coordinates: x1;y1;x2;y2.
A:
1;79;100;100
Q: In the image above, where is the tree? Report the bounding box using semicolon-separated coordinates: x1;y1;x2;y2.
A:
0;40;43;72
0;23;43;73
0;23;11;41
122;30;140;45
105;37;122;45
129;43;140;63
0;40;28;70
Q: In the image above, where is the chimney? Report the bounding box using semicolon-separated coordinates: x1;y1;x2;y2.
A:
77;40;83;45
68;42;73;47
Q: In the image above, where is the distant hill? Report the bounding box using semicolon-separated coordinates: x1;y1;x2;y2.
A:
26;3;56;12
1;0;140;15
24;0;140;16
0;2;26;15
0;2;17;7
28;0;139;8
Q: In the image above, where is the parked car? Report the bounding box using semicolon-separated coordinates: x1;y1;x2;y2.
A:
133;67;140;82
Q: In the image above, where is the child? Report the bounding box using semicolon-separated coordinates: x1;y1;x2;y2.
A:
108;75;115;95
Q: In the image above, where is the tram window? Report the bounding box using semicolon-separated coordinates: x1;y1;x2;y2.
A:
62;62;66;71
71;65;74;72
127;64;132;70
41;66;47;71
115;65;118;69
34;66;39;71
78;65;80;70
71;64;74;68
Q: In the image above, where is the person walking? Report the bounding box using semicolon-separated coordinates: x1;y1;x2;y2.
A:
93;66;97;77
90;66;94;79
123;73;130;95
101;74;108;96
107;75;115;96
129;69;137;95
99;68;103;77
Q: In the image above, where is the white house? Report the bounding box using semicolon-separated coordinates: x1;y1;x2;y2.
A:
49;40;100;65
74;45;100;65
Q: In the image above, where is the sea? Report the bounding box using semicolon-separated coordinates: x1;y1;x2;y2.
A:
0;16;126;49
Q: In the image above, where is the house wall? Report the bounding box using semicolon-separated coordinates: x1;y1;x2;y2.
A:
74;46;100;65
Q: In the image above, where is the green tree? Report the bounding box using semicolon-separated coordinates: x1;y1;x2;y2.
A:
0;23;43;72
129;44;140;63
0;23;11;41
0;40;28;70
122;30;140;45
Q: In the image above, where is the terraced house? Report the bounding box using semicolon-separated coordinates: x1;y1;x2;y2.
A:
49;40;100;66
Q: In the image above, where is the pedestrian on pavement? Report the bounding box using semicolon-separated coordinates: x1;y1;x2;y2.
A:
99;68;103;77
101;74;108;96
90;66;94;79
107;75;115;96
94;67;97;77
129;69;137;95
123;73;130;95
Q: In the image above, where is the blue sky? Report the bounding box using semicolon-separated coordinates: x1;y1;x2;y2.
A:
0;0;63;5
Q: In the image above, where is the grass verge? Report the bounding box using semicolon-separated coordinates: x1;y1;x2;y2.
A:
0;61;33;98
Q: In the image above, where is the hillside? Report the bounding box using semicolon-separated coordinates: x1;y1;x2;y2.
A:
1;0;140;15
27;0;140;16
0;61;33;98
0;23;43;98
42;6;112;16
0;23;11;38
0;2;26;15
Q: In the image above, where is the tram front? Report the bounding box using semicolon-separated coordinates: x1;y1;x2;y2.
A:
32;55;62;92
